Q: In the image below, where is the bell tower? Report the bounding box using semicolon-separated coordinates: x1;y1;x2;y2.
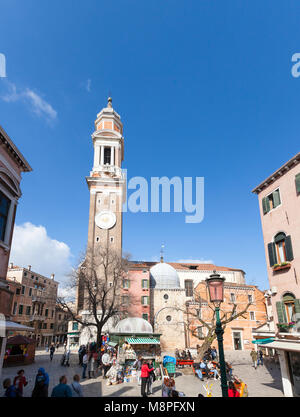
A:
86;97;125;259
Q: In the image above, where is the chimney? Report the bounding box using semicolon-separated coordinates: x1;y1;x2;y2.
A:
51;274;55;280
9;262;13;269
28;265;31;271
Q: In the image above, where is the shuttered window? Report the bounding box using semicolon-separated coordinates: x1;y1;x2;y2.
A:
268;233;294;266
295;173;300;194
262;188;281;215
184;280;193;297
0;190;10;242
276;301;287;324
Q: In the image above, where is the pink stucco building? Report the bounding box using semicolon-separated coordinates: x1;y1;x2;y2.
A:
253;151;300;397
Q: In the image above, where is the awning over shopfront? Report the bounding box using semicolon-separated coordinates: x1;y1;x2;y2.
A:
252;338;275;344
126;337;160;345
258;340;300;352
108;341;118;347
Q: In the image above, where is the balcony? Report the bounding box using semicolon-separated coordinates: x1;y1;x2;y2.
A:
277;322;300;335
272;262;291;273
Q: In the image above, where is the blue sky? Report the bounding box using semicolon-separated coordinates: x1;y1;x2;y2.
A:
1;0;300;290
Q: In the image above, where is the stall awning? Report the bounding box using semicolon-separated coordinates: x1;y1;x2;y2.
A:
108;341;118;347
126;337;160;345
258;340;300;352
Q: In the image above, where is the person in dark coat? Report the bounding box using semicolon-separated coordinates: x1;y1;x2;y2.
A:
31;368;49;397
50;343;55;361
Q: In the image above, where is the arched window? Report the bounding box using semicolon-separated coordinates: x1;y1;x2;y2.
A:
267;232;294;266
283;293;296;323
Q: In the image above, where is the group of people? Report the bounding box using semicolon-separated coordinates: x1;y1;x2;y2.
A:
175;349;193;360
132;356;156;397
78;342;118;381
250;348;264;369
3;367;84;398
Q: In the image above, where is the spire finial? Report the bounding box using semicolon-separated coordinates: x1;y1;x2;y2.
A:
160;244;165;263
107;97;112;108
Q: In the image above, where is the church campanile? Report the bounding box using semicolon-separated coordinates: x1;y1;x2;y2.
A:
86;98;125;260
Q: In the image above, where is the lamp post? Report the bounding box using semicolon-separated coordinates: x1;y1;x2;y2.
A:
205;271;228;397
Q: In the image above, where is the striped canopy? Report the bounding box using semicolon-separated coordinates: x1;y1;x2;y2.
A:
125;337;160;345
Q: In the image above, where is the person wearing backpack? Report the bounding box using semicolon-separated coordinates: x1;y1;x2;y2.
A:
147;360;156;395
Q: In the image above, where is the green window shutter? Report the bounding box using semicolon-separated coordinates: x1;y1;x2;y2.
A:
294;299;300;314
295;173;300;194
262;197;270;215
273;189;281;208
147;279;149;289
268;242;277;267
147;296;150;305
276;301;287;324
285;235;294;261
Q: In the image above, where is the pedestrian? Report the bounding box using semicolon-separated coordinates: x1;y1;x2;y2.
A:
32;368;49;397
78;345;85;366
187;350;192;360
140;359;154;397
50;343;55;361
88;352;95;378
257;349;264;366
193;363;204;381
133;355;143;386
13;369;28;396
147;360;155;395
51;375;72;397
228;381;239;397
3;378;18;397
225;362;233;380
207;361;219;380
211;347;217;360
250;349;258;369
56;341;59;350
70;374;84;397
82;351;88;379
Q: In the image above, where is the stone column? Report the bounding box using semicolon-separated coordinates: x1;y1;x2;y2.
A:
111;146;114;166
94;145;100;168
100;146;104;165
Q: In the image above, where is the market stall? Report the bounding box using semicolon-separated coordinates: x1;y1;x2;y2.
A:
108;317;162;383
4;335;36;366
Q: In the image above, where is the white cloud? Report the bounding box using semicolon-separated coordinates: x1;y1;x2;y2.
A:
1;81;57;122
175;259;214;264
9;222;73;296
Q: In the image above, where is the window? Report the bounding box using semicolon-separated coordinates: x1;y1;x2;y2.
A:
16;288;20;295
18;305;23;315
295;173;300;195
122;295;129;305
58;314;61;320
45;309;48;317
52;310;54;318
262;189;281;214
230;293;236;302
29;288;32;297
26;306;31;315
250;311;255;321
123;279;130;289
277;293;298;324
21;285;25;295
163;294;169;300
110;237;114;243
96;237;100;242
104;147;111;165
24;272;27;277
166;315;172;322
184;280;193;297
43;323;47;329
142;279;148;289
268;233;294;266
142;313;148;321
141;296;149;305
50;323;54;329
72;322;79;331
0;190;11;242
12;302;17;315
248;294;253;303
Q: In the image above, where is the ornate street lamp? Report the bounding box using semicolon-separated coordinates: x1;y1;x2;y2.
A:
205;271;228;397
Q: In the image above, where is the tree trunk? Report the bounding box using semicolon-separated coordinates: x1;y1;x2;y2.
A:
96;325;103;348
196;332;217;360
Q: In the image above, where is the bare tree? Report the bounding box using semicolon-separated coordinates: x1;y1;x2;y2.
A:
186;284;264;359
57;246;132;346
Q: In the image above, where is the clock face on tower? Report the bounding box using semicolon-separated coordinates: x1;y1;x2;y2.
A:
95;210;116;230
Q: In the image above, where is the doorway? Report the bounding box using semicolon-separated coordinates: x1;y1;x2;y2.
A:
233;331;242;350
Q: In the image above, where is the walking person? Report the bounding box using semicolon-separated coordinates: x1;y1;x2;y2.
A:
82;351;88;379
228;381;240;397
250;349;258;369
51;375;72;397
70;374;84;397
56;341;60;350
147;361;155;395
13;369;28;397
257;349;264;366
140;359;154;397
32;368;49;397
50;343;55;361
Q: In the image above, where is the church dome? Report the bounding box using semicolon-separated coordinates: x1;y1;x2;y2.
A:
114;317;153;334
150;262;180;289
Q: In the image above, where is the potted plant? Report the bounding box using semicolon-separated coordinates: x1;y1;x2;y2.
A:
272;262;291;272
